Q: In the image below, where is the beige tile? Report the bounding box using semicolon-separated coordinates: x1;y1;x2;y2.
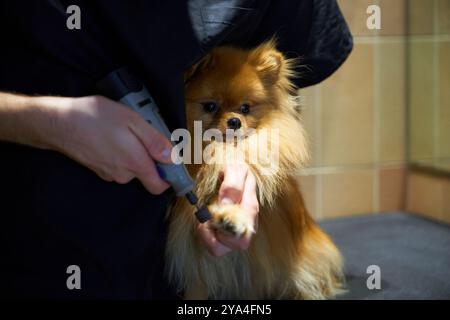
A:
435;161;450;172
442;179;450;224
297;175;317;219
409;41;435;161
337;0;378;36
406;171;443;221
379;167;406;212
378;42;406;162
439;42;450;159
379;0;407;36
321;44;374;166
299;87;319;167
437;0;450;35
321;170;374;219
408;0;435;35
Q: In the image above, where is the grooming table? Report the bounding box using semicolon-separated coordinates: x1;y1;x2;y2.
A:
320;212;450;299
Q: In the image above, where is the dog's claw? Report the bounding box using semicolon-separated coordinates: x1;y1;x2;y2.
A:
217;217;240;236
208;203;255;238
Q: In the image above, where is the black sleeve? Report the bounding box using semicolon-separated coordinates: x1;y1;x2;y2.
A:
246;0;353;88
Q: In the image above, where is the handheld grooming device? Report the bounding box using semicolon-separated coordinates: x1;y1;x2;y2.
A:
97;67;211;223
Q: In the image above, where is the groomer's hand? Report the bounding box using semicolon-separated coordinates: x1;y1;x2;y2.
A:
0;93;172;194
197;163;259;257
54;95;172;194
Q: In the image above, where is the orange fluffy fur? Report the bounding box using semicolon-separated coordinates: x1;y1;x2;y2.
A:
165;40;345;299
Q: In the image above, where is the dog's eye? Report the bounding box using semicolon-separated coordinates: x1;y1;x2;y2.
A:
202;102;219;113
240;104;250;114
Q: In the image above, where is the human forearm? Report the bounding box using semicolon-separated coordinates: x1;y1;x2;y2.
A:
0;92;172;194
0;92;69;151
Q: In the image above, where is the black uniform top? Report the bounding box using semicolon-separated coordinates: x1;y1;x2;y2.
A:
0;0;352;299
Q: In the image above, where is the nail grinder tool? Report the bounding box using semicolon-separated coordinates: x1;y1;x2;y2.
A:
97;67;211;223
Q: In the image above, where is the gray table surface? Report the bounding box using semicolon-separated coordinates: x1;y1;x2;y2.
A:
320;212;450;300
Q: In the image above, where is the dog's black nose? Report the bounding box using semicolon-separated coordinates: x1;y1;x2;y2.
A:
227;117;241;130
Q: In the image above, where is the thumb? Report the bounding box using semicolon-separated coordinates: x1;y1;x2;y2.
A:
130;115;173;164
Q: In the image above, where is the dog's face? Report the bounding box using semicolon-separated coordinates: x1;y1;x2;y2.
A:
184;42;292;136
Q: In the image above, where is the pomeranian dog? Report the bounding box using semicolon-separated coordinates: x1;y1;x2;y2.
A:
165;40;345;299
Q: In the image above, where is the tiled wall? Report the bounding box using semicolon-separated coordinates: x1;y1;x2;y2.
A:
409;0;450;171
297;0;450;221
296;0;410;220
406;171;450;225
406;0;450;222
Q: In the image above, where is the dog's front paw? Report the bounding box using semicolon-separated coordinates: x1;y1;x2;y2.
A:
208;203;255;238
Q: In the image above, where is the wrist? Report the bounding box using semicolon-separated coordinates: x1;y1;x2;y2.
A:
9;95;74;152
31;96;75;152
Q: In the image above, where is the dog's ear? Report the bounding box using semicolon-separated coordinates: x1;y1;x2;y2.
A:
184;53;216;83
249;40;286;86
